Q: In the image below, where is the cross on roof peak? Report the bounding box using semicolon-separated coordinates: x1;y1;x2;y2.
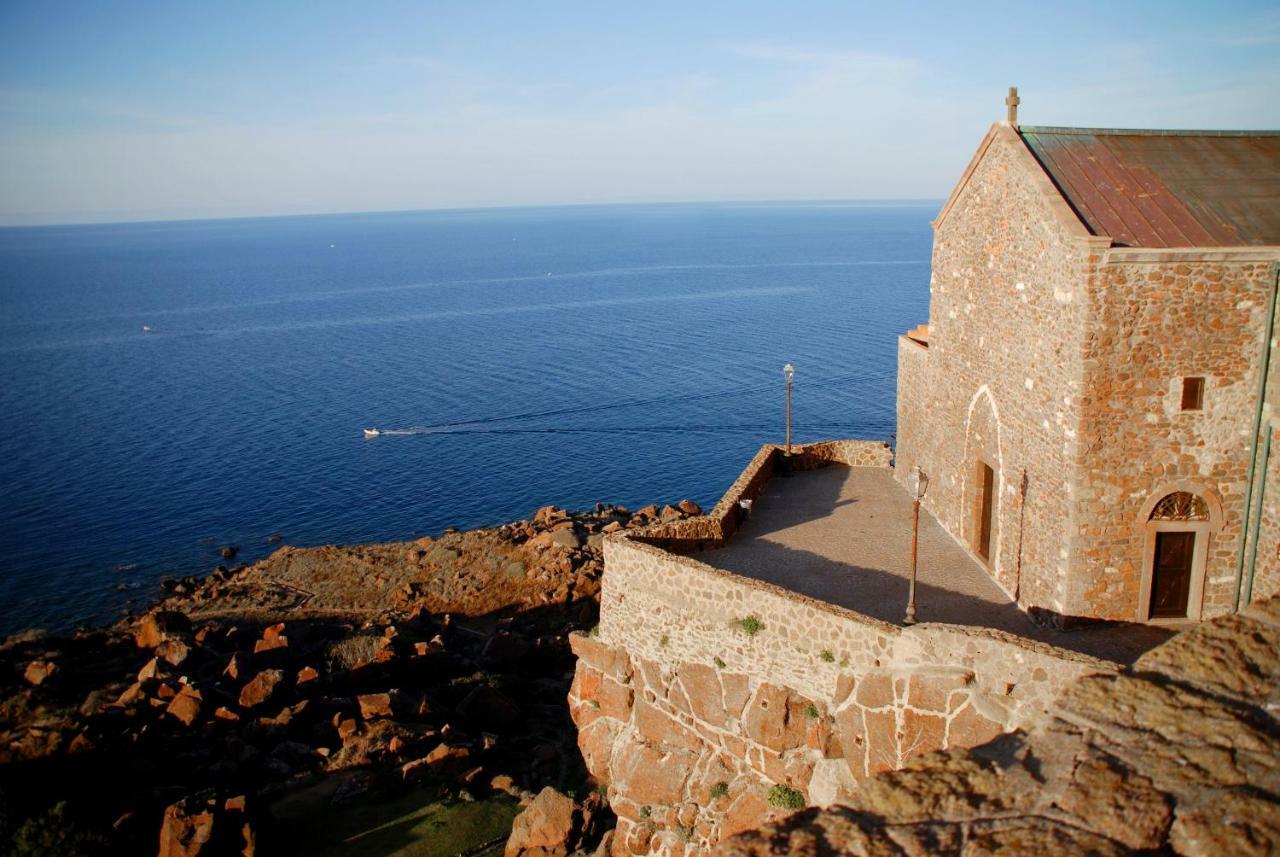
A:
1006;86;1021;126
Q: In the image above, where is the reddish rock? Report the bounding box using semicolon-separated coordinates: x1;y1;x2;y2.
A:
138;657;164;681
505;786;576;857
721;788;771;839
864;709;898;775
336;718;359;742
677;499;703;516
166;686;203;726
223;654;243;681
296;666;319;686
743;682;809;753
157;638;191;666
117;681;147;706
854;672;895;710
900;709;946;762
253;633;288;655
157;796;255;857
357;692;393;720
135;610;191;649
214;706;240;722
946;702;1004;749
238;669;284;709
23;660;57;686
425;741;472;772
157;800;214;857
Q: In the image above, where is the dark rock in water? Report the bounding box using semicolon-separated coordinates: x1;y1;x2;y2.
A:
266;534;284;543
219;545;239;559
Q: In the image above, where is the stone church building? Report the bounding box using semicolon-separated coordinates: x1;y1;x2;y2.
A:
895;103;1280;624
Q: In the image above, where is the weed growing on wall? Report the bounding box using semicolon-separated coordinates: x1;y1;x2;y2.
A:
732;615;765;636
767;784;805;810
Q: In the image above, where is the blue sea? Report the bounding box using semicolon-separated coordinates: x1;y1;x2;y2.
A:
0;202;935;633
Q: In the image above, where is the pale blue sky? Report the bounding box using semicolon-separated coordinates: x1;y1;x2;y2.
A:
2;1;1277;225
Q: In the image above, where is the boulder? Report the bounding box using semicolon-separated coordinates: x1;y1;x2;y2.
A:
677;499;703;516
253;623;288;654
157;638;191;666
135;611;191;649
23;659;57;686
166;686;203;726
358;692;395;720
505;786;576;857
157;795;255;857
238;669;284;709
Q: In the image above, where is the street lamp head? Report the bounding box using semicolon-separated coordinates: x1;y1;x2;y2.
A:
908;465;930;500
783;362;795;383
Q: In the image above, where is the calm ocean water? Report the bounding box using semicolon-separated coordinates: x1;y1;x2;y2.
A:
0;202;935;633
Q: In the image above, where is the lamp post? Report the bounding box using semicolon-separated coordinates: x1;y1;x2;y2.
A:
783;363;795;456
904;465;929;626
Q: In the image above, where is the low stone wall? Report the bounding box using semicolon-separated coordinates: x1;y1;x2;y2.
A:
571;527;1115;855
630;440;893;552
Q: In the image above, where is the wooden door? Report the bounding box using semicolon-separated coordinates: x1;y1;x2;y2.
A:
1149;531;1195;619
977;463;994;560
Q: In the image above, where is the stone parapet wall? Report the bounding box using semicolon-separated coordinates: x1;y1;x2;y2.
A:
629;440;891;552
572;532;1113;855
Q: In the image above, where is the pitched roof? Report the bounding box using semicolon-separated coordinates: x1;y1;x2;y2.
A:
1018;127;1280;248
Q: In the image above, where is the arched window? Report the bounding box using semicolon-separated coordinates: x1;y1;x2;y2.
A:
1140;490;1216;622
1149;492;1210;522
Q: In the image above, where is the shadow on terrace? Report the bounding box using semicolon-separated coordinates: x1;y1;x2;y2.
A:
645;447;1173;666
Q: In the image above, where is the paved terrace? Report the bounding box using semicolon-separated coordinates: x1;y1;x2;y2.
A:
696;465;1174;665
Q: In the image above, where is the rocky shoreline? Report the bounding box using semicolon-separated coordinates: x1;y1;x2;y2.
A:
0;499;704;856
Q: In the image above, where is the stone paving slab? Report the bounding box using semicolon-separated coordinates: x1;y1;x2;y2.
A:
696;465;1172;664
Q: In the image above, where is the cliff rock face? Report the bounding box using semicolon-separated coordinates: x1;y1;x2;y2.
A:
715;597;1280;856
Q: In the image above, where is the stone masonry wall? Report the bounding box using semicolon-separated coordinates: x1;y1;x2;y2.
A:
895;123;1103;615
570;532;1113;855
1251;418;1280;603
1071;254;1276;619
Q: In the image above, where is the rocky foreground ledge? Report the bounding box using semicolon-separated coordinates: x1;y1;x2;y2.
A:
0;499;703;856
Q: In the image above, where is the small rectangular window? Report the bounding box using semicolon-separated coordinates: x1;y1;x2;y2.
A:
1181;377;1204;411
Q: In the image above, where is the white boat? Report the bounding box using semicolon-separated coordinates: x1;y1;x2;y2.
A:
142;325;153;332
363;428;381;438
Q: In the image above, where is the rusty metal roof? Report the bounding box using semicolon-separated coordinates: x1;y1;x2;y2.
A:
1019;126;1280;247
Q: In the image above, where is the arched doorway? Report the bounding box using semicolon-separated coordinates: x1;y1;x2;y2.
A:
962;387;1002;573
1138;490;1215;622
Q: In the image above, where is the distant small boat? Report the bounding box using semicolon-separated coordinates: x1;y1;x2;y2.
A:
363;428;381;438
142;325;153;332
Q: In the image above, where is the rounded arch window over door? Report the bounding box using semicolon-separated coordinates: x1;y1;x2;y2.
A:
1142;491;1212;622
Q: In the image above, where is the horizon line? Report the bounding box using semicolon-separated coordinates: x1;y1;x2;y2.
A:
0;198;948;231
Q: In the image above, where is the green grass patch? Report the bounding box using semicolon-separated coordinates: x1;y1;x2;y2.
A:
732;615;764;636
272;773;519;857
709;782;729;800
767;784;805;811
